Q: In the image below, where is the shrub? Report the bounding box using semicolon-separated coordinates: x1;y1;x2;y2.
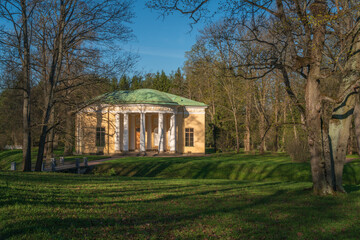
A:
285;137;310;162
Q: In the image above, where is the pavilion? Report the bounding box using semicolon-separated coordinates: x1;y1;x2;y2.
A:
75;89;207;155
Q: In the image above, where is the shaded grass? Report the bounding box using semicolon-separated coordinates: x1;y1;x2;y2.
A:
1;171;360;239
0;149;108;171
93;153;360;185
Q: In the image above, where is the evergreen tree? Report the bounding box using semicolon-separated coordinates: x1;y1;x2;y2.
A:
153;70;171;92
118;75;130;90
130;75;142;90
170;68;186;95
142;73;154;88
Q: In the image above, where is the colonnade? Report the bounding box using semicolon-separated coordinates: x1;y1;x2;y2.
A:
114;112;176;153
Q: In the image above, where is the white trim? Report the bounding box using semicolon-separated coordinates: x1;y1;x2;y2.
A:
176;112;206;115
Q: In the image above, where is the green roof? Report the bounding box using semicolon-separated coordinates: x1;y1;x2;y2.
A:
96;89;207;107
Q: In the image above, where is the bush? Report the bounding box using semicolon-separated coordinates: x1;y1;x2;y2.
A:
285;137;310;162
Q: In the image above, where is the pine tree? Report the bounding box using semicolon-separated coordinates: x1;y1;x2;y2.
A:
153;70;171;92
130;75;142;90
118;75;130;90
170;68;185;95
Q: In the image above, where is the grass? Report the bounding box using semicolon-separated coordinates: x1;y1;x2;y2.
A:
93;153;360;184
1;171;360;239
0;149;109;171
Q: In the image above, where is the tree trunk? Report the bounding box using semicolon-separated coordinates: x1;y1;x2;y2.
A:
354;99;360;156
244;93;251;152
306;78;334;195
259;113;266;154
35;1;66;171
21;0;32;172
64;111;74;155
233;111;240;153
46;108;55;159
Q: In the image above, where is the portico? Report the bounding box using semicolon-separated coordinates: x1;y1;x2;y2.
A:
113;110;177;153
75;89;207;155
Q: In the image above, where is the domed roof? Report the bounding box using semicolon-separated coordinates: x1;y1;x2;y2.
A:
97;89;207;107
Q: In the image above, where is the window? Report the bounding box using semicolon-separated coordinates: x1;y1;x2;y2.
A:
185;128;194;147
96;127;105;147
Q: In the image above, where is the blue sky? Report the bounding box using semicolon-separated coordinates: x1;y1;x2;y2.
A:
127;1;206;75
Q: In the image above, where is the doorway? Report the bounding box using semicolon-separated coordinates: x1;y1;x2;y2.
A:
136;127;140;150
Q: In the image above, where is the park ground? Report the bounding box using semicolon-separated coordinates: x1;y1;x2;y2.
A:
1;150;360;239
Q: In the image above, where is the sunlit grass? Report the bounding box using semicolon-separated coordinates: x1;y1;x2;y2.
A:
1;171;360;239
93;152;360;184
0;149;109;170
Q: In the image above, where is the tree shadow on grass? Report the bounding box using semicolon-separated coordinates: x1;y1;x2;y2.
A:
2;184;359;239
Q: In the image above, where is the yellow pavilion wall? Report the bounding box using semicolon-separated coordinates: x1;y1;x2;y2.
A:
75;106;206;155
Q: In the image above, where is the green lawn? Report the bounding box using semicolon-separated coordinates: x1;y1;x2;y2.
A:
93;153;360;184
1;171;360;239
0;149;109;171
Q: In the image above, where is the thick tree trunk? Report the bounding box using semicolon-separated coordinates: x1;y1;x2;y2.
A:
354;100;360;156
327;15;360;193
329;99;355;193
306;78;334;195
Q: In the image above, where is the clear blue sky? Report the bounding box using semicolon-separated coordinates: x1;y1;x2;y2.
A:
127;1;206;75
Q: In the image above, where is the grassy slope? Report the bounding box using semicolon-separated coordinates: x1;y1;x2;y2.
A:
1;171;360;239
93;153;360;184
0;149;109;170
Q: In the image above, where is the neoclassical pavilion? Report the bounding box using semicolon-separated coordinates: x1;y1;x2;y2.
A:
75;89;207;155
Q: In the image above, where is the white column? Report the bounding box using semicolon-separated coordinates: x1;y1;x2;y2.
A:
140;113;146;152
146;114;152;150
158;113;164;152
123;113;129;152
130;114;135;150
115;113;120;152
170;113;176;152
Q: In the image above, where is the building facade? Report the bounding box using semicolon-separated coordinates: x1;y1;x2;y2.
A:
75;89;207;155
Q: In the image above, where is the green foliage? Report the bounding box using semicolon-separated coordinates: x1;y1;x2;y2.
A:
130;75;142;90
0;89;22;148
169;68;186;95
153;70;171;92
1;171;360;239
118;75;130;90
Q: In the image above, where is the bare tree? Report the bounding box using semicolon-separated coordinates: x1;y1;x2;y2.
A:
0;0;40;171
31;0;134;171
147;0;360;195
